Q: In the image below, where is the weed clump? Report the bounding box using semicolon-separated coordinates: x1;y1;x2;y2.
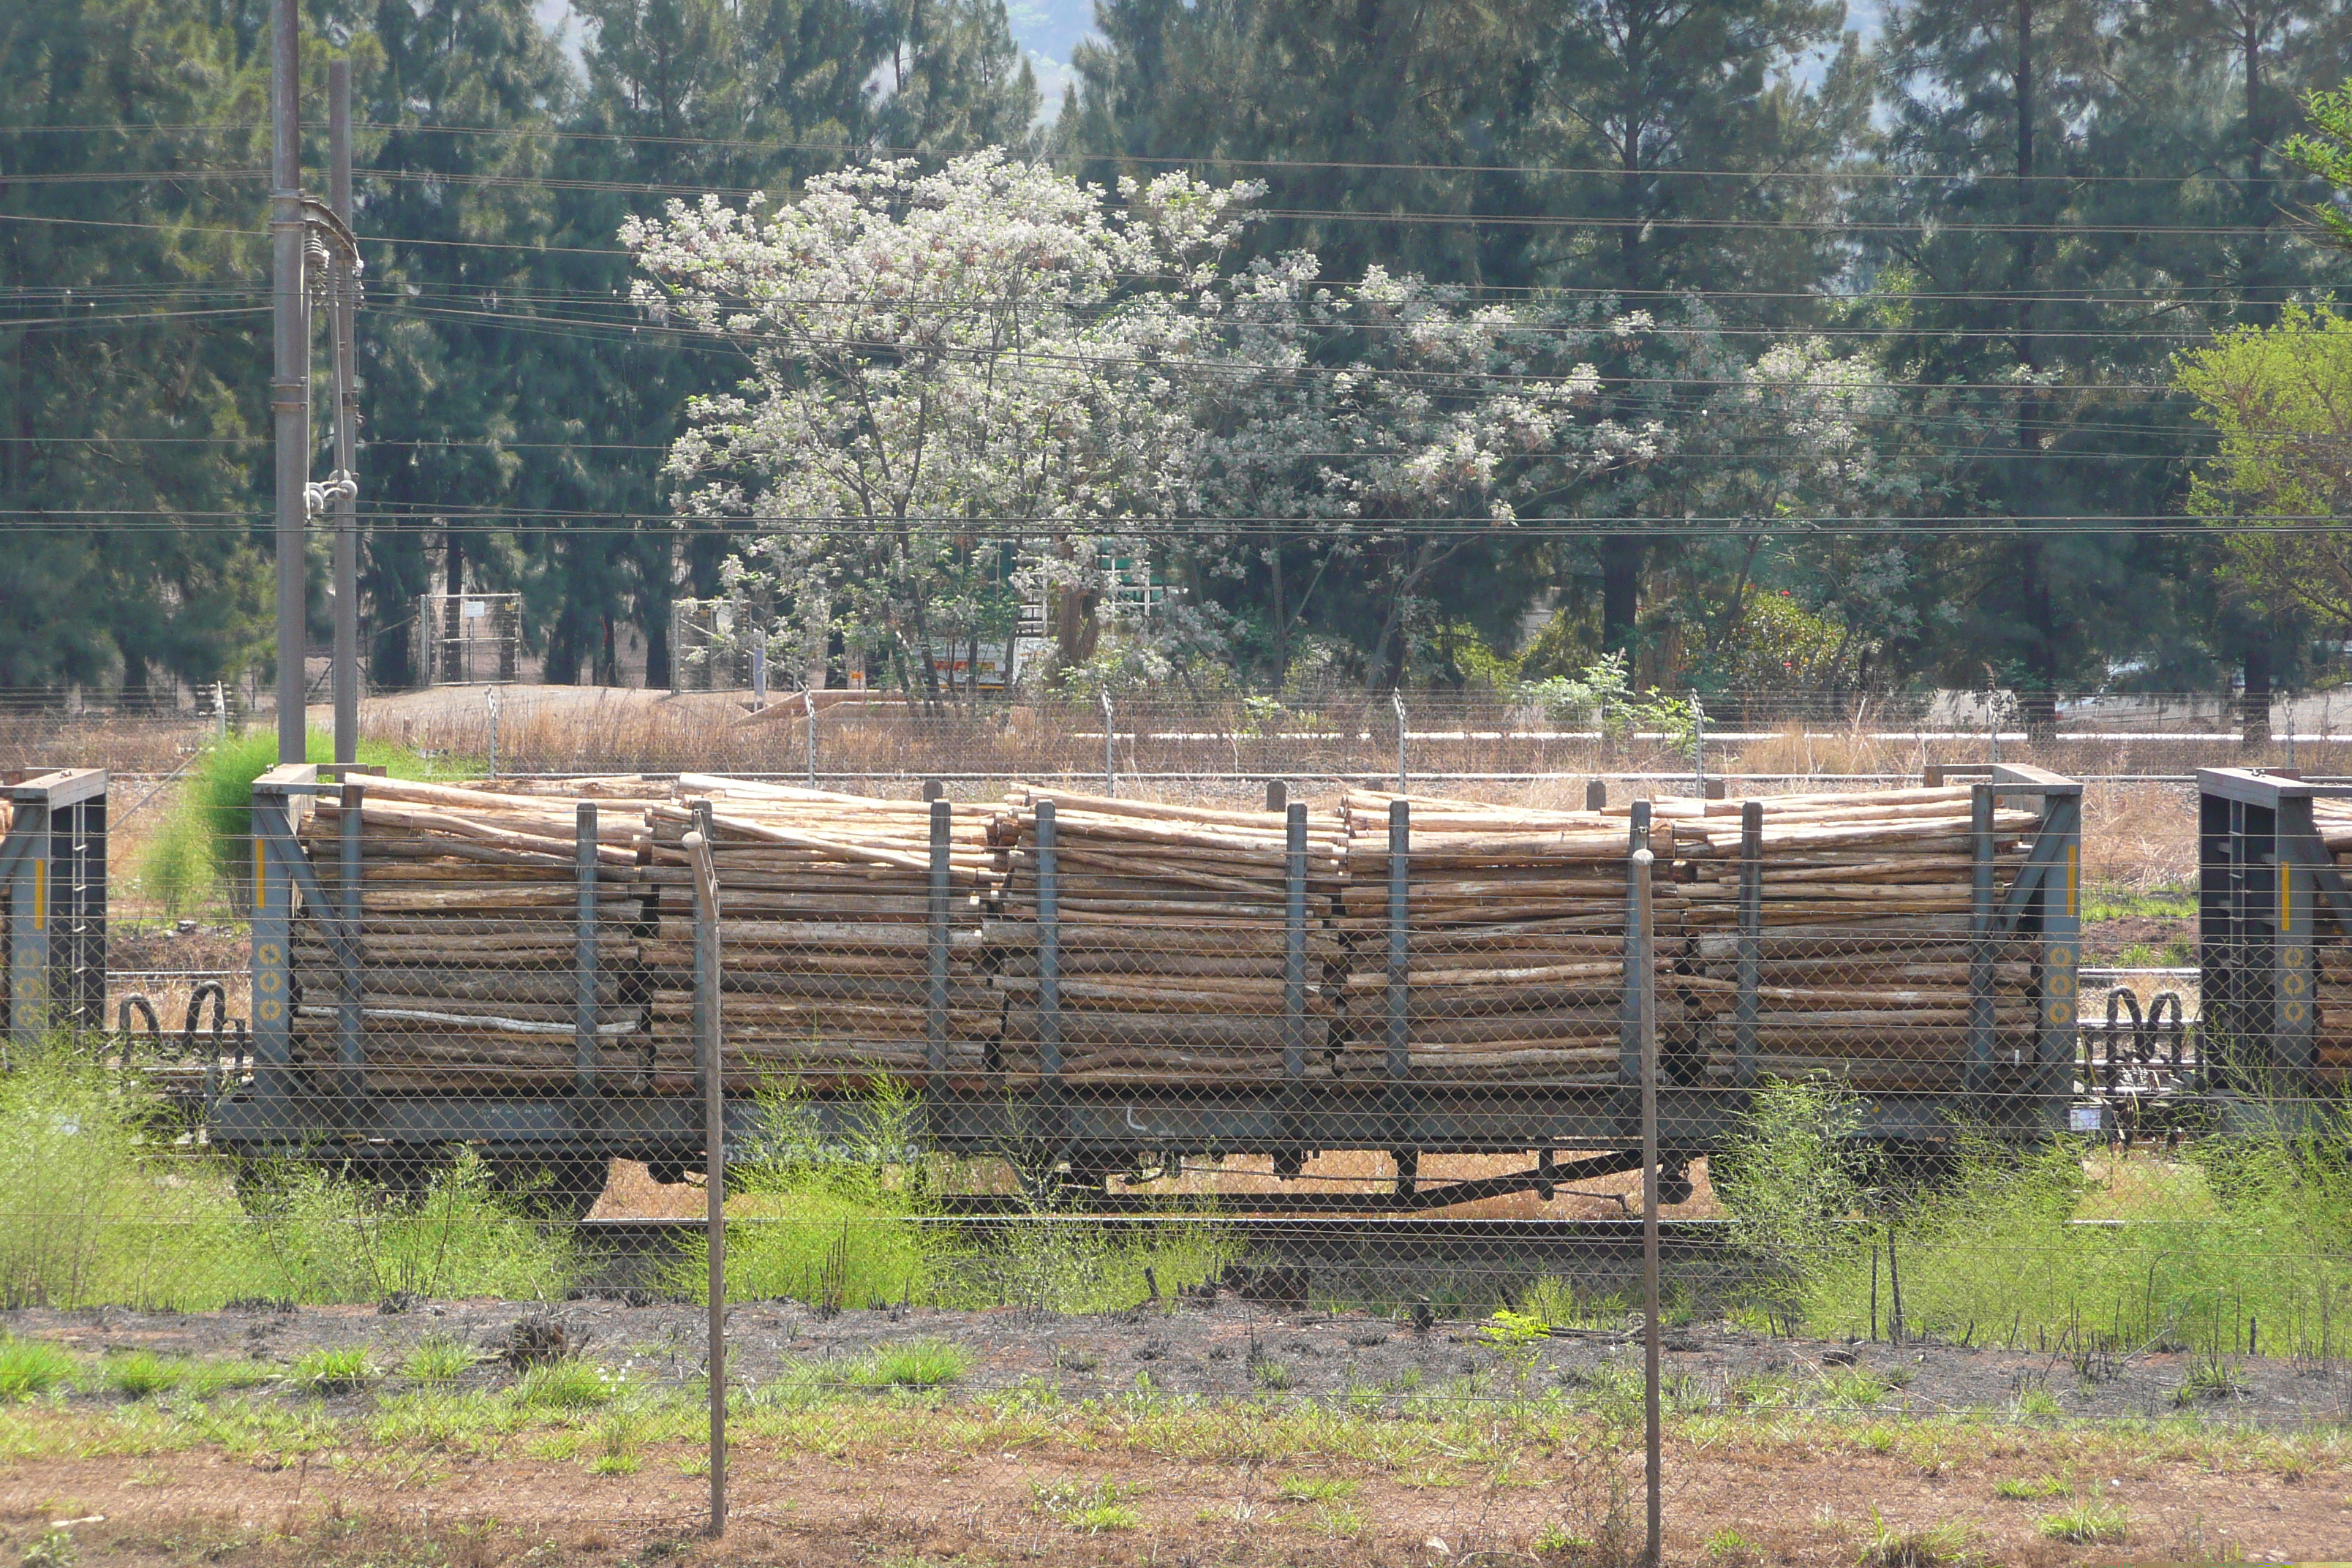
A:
0;1338;75;1398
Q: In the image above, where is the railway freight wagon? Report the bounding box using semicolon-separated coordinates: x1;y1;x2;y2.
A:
2197;767;2352;1098
1;768;108;1052
203;763;2084;1208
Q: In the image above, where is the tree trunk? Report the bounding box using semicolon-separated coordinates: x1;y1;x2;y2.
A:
2242;638;2274;748
1602;536;1643;657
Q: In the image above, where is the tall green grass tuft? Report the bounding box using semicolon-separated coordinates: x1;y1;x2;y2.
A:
0;1049;260;1310
0;1047;575;1308
241;1153;578;1304
1723;1080;2352;1356
667;1075;949;1308
161;728;469;913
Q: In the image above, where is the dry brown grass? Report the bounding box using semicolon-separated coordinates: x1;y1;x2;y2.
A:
2081;782;2198;893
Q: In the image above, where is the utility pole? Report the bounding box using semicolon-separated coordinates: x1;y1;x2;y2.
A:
271;0;309;764
329;59;360;769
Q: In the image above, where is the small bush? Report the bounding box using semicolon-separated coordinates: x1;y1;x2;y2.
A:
402;1337;480;1384
100;1351;184;1398
513;1359;622;1410
1249;1357;1297;1391
1030;1478;1141;1534
2037;1499;2128;1544
1857;1508;1973;1567
244;1153;578;1304
290;1347;378;1393
840;1340;970;1390
1275;1476;1356;1503
0;1338;75;1398
1994;1476;2067;1501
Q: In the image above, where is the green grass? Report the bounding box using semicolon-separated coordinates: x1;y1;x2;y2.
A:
2083;885;2194;923
1275;1475;1357;1503
100;1352;186;1398
1723;1081;2352;1359
2036;1498;2129;1544
400;1338;480;1384
1703;1527;1757;1561
1857;1508;1975;1567
512;1359;621;1410
1249;1357;1297;1392
2011;1387;2062;1419
164;728;470;915
0;1338;76;1398
0;1050;576;1311
289;1347;378;1394
1030;1478;1141;1534
1994;1475;2068;1500
834;1341;972;1390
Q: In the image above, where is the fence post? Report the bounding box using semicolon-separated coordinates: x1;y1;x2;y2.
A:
1619;801;1652;1085
1692;698;1706;799
1265;779;1287;815
486;685;500;777
1392;690;1408;794
1634;835;1662;1568
1385;798;1413;1198
1586;780;1607;812
1734;799;1761;1086
1967;783;1997;1099
3;793;52;1052
804;690;817;788
1281;801;1309;1168
750;628;768;711
574;802;600;1097
338;777;365;1093
925;798;952;1137
1101;693;1117;797
682;818;725;1539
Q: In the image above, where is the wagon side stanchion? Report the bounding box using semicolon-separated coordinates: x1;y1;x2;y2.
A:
1733;799;1762;1086
337;777;365;1099
574;802;601;1101
1280;800;1309;1169
1384;797;1413;1199
1967;783;1997;1098
1036;799;1065;1157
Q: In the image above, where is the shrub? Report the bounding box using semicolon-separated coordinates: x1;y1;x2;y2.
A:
0;1338;75;1398
513;1359;622;1410
290;1346;378;1393
244;1152;578;1304
0;1049;259;1311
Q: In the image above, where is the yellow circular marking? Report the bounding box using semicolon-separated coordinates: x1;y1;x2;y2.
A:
2283;972;2309;998
2285;1000;2309;1025
2286;946;2310;968
257;941;282;967
2046;944;2076;967
2048;972;2077;999
257;998;282;1023
2047;1002;2074;1026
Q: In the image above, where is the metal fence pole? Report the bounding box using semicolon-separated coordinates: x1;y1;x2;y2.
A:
1101;693;1117;797
1037;799;1063;1134
1392;690;1408;794
804;689;817;788
682;820;725;1537
328;59;360;770
1692;698;1706;798
486;687;500;777
1634;835;1662;1568
1734;799;1761;1086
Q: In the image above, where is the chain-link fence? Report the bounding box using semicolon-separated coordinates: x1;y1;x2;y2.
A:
15;759;2352;1562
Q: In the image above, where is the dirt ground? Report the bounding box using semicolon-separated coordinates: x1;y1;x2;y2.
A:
3;1435;2345;1567
11;1292;2351;1431
5;1286;2351;1568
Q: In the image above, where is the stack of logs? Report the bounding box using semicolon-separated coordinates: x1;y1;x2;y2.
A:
277;775;2070;1096
2302;797;2352;1080
640;776;995;1088
988;789;1345;1082
1335;791;1681;1081
1669;786;2047;1088
291;777;645;1092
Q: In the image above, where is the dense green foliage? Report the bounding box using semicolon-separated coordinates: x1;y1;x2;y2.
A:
0;1045;576;1308
10;0;2352;700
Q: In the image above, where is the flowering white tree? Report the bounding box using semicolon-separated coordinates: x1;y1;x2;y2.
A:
631;151;1677;698
626;150;1257;700
1190;264;1665;689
